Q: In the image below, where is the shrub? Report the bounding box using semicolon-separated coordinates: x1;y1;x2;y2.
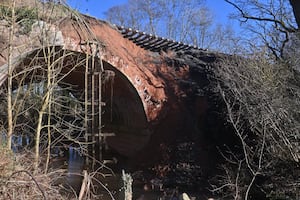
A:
0;5;38;34
210;51;300;199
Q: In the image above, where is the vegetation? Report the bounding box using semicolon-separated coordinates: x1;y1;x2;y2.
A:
0;4;37;34
209;51;300;199
0;144;14;179
105;0;239;52
0;143;66;200
207;1;300;199
0;0;114;199
105;0;300;199
0;0;299;199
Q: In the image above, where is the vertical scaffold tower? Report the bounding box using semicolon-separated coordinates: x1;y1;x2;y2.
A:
74;15;115;169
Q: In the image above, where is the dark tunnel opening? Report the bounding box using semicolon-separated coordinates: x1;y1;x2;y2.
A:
60;52;151;158
2;47;151;160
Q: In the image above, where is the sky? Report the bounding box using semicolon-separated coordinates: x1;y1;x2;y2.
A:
66;0;128;18
66;0;237;27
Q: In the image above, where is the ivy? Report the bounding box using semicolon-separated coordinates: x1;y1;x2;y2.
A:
0;5;38;34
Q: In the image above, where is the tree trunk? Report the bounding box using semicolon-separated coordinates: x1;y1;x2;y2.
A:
34;50;52;173
34;93;49;172
289;0;300;29
7;0;16;150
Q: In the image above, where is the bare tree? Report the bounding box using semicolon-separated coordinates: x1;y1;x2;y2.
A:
225;0;299;59
0;1;118;199
105;0;232;49
6;0;16;150
210;47;300;199
288;0;300;28
0;0;86;171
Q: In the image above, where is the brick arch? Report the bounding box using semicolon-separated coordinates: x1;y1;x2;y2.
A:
0;16;171;157
0;16;167;122
0;46;153;156
58;49;152;156
58;17;167;122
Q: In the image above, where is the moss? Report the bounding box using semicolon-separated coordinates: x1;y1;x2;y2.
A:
16;7;38;34
0;5;38;34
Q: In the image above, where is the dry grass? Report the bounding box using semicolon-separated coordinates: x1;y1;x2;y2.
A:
0;147;119;200
0;146;68;200
210;50;300;199
0;145;15;179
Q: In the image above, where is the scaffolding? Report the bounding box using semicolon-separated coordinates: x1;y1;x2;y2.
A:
74;15;115;169
82;42;116;170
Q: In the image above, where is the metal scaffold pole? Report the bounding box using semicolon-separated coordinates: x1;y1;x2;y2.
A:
84;40;102;169
75;14;116;170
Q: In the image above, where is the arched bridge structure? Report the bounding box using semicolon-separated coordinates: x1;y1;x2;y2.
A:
0;14;218;160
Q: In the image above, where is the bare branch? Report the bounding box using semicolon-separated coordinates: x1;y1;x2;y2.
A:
7;170;47;200
225;0;296;33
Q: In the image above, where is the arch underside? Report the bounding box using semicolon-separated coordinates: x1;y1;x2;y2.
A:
1;47;150;157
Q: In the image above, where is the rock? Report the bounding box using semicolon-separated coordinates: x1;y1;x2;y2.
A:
31;20;64;46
